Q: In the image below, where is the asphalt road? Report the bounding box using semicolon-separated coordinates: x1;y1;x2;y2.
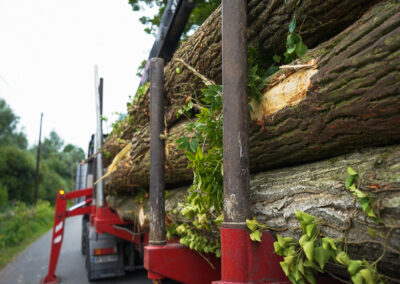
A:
0;216;152;284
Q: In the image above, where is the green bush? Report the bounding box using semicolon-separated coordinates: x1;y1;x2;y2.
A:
0;146;35;203
0;201;53;251
0;182;8;208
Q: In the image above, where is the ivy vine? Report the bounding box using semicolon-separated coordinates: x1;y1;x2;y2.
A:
246;167;396;284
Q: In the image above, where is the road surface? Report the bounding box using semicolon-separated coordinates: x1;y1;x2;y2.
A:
0;216;152;284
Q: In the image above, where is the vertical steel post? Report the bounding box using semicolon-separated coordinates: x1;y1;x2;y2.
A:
222;0;249;230
94;65;104;207
221;0;250;282
149;57;166;245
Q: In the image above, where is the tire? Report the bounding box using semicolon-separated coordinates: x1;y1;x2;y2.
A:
81;215;88;255
85;223;94;282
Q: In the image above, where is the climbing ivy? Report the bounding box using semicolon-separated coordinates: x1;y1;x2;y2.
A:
272;209;384;284
345;167;382;225
246;168;388;284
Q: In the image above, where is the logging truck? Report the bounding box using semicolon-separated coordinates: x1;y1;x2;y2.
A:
42;0;400;283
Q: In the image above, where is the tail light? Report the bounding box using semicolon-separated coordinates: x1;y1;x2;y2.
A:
93;247;117;256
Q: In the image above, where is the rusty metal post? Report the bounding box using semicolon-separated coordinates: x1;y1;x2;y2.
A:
220;0;250;282
222;0;249;227
149;57;166;245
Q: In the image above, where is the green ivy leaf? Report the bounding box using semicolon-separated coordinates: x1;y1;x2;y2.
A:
299;211;315;225
287;274;296;284
314;246;331;269
273;54;281;63
285;246;296;257
322;237;337;251
299;234;310;248
295;41;307;57
214;214;223;226
304;268;316;284
297;257;305;276
354;188;367;198
284;255;295;266
321;237;329;251
359;197;370;211
287;45;296;55
303;241;314;261
278;234;289;248
287;34;295;49
280;261;290;276
347;166;358;176
351;272;364;284
348;260;363;276
360;269;374;284
246;217;260;232
274;241;284;256
284;236;295;244
306;223;317;238
294;268;303;281
345;176;354;189
250;230;262;242
348;184;356;191
336;251;350;266
298;221;307;234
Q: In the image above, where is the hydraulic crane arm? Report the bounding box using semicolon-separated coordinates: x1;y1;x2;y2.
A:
139;0;196;85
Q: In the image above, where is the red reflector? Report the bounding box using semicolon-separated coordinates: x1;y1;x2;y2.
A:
93;247;117;256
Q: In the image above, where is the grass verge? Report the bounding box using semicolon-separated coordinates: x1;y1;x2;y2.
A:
0;201;54;270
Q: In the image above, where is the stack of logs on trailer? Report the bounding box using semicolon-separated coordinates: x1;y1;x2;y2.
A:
102;0;400;281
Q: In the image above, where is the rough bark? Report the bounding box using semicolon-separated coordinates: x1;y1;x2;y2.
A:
108;144;400;280
249;0;400;173
250;145;400;280
128;0;380;130
102;119;134;167
105;1;400;192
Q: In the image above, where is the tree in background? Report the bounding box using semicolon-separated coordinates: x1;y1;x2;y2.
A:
31;131;85;201
0;99;33;206
0;99;85;206
0;146;35;204
0;99;28;149
128;0;220;36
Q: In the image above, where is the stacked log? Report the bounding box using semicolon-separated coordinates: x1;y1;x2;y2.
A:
104;0;400;193
102;0;400;281
108;144;400;280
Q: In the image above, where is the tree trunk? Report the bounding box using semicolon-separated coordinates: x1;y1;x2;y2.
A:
128;0;380;130
108;144;400;280
104;0;400;193
250;145;400;280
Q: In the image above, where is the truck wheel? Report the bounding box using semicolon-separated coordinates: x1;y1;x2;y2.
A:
81;215;88;255
85;223;94;282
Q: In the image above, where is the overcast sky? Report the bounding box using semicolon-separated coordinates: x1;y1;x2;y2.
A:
0;0;154;153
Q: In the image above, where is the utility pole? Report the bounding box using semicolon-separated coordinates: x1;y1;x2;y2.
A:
34;112;43;204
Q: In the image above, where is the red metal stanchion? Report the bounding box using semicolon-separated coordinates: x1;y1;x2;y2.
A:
41;188;93;284
41;190;67;284
217;1;289;283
